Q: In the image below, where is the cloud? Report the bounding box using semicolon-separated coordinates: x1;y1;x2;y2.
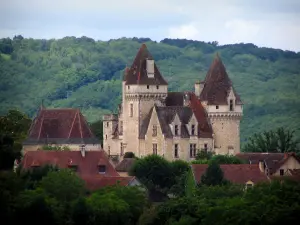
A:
0;0;300;51
168;23;200;40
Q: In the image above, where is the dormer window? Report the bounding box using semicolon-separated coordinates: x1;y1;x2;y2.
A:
152;125;157;136
98;165;106;174
146;59;155;78
280;169;284;176
229;99;234;111
191;125;195;136
174;125;179;136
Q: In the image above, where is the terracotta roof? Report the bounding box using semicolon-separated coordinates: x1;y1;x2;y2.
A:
24;108;100;145
191;164;269;185
200;54;242;105
236;152;300;175
124;44;168;85
115;158;136;172
82;175;136;191
21;150;119;177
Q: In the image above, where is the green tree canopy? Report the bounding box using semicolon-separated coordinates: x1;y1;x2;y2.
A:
200;161;228;186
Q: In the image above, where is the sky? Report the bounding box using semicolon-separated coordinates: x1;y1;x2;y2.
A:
0;0;300;52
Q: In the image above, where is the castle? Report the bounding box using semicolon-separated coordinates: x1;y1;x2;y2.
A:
103;44;243;161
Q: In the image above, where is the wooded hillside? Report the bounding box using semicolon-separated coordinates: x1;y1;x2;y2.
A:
0;36;299;143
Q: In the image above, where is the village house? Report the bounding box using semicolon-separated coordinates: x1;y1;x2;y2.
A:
236;152;300;177
20;149;141;191
22;107;101;152
191;164;269;188
103;44;243;161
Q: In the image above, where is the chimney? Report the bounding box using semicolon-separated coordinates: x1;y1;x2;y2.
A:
183;93;191;106
80;145;86;157
194;81;204;98
258;160;265;173
146;59;155;78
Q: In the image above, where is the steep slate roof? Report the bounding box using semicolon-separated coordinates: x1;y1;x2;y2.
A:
200;54;242;105
191;164;269;185
139;92;213;139
236;152;300;175
124;44;168;85
21;150;119;177
115;158;136;172
24;108;100;145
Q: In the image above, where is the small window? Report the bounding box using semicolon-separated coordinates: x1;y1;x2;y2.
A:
120;143;124;156
156;85;159;89
229;99;234;111
106;122;109;127
191;125;195;135
175;125;179;136
152;125;157;136
280;169;284;176
98;165;106;173
190;144;196;158
174;144;179;158
130;104;133;117
216;105;219;109
204;143;208;152
147;85;149;89
108;146;110;156
120;121;123;133
105;135;107;140
153;144;157;155
128;85;130;90
246;183;253;189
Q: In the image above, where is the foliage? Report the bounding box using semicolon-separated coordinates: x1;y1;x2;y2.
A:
19;164;59;190
42;145;71;151
124;151;136;158
0;135;19;170
243;127;299;153
210;154;246;164
90;119;103;143
129;154;173;192
39;169;86;202
195;150;214;160
1;37;300;144
200;161;228;186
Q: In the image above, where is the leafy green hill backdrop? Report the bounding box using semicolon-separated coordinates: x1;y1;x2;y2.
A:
0;36;300;143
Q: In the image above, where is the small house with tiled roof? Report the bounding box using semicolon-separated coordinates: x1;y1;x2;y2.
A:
103;44;243;161
191;164;269;188
236;152;300;177
23;107;101;152
21;149;142;190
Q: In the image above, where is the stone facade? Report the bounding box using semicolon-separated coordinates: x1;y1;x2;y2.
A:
103;44;243;161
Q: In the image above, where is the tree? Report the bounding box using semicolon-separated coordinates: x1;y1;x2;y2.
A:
90;120;103;143
243;127;299;153
129;155;173;192
39;169;86;202
0;135;18;170
124;151;135;158
210;155;246;164
200;161;227;186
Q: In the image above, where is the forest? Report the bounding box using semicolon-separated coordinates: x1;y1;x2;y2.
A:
0;35;299;142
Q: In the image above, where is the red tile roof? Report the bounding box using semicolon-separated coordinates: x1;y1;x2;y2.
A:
82;175;136;191
236;152;300;175
21;150;119;177
123;44;168;85
199;54;242;105
24;108;99;144
191;164;269;185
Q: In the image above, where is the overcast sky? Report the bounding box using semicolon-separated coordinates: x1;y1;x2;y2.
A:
1;0;300;52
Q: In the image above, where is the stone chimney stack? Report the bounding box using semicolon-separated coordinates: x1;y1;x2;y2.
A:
80;145;86;157
194;81;204;98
